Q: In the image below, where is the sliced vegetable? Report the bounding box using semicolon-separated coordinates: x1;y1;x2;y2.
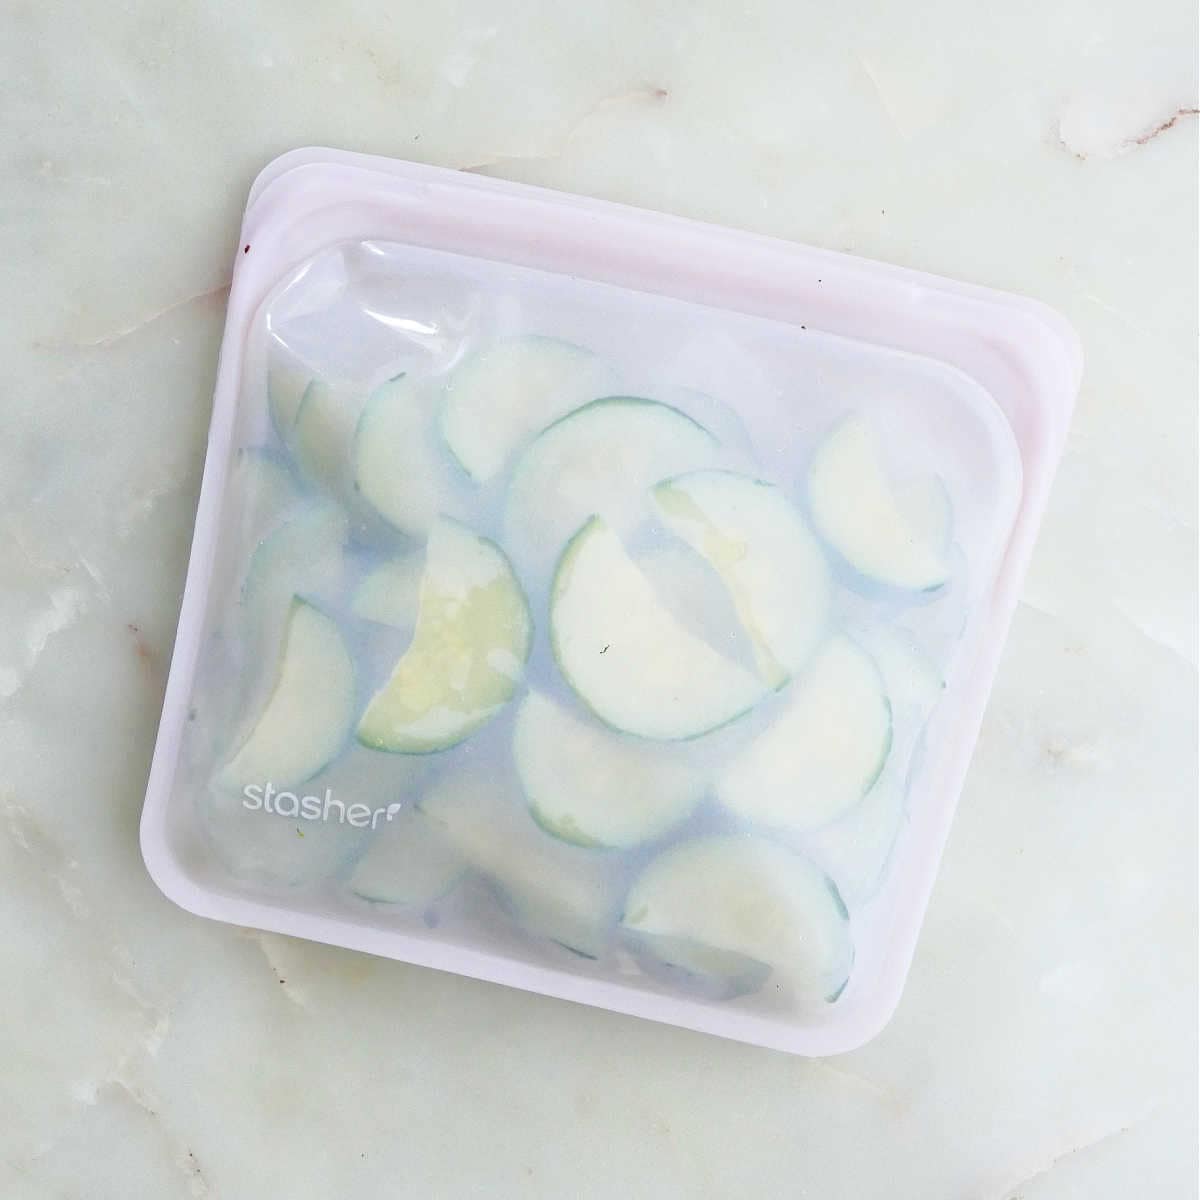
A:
240;499;347;614
200;782;368;889
202;743;419;890
808;415;951;590
351;556;424;630
218;600;355;791
419;769;620;958
266;344;311;441
354;374;468;536
895;472;953;557
621;835;852;1001
356;518;532;753
230;446;298;534
853;625;944;721
219;500;348;756
653;470;830;689
348;806;465;907
226;448;302;582
550;518;765;740
513;691;705;849
718;636;892;832
504;397;717;578
633;540;752;669
654;386;756;463
288;378;360;494
812;778;906;907
440;336;607;482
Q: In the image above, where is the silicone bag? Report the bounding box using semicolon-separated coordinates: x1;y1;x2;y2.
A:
140;149;1081;1055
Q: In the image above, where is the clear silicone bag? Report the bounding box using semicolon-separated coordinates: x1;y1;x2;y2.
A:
141;150;1081;1055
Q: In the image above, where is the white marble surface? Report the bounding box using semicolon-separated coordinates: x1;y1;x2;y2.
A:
3;2;1196;1196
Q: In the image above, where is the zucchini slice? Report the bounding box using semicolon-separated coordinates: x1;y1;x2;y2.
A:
351;556;424;630
441;336;607;482
354;374;470;536
513;691;705;849
348;806;465;907
419;769;620;958
504;397;716;578
219;600;355;791
808;415;951;591
653;469;830;688
550;518;765;740
356;518;532;753
622;835;852;1001
717;636;892;832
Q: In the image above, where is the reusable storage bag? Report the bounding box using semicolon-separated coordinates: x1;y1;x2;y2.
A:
141;150;1081;1054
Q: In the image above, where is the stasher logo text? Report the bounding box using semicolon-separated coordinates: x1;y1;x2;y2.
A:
242;783;403;830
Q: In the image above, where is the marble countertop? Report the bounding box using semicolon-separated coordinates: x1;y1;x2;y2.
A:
3;2;1196;1197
